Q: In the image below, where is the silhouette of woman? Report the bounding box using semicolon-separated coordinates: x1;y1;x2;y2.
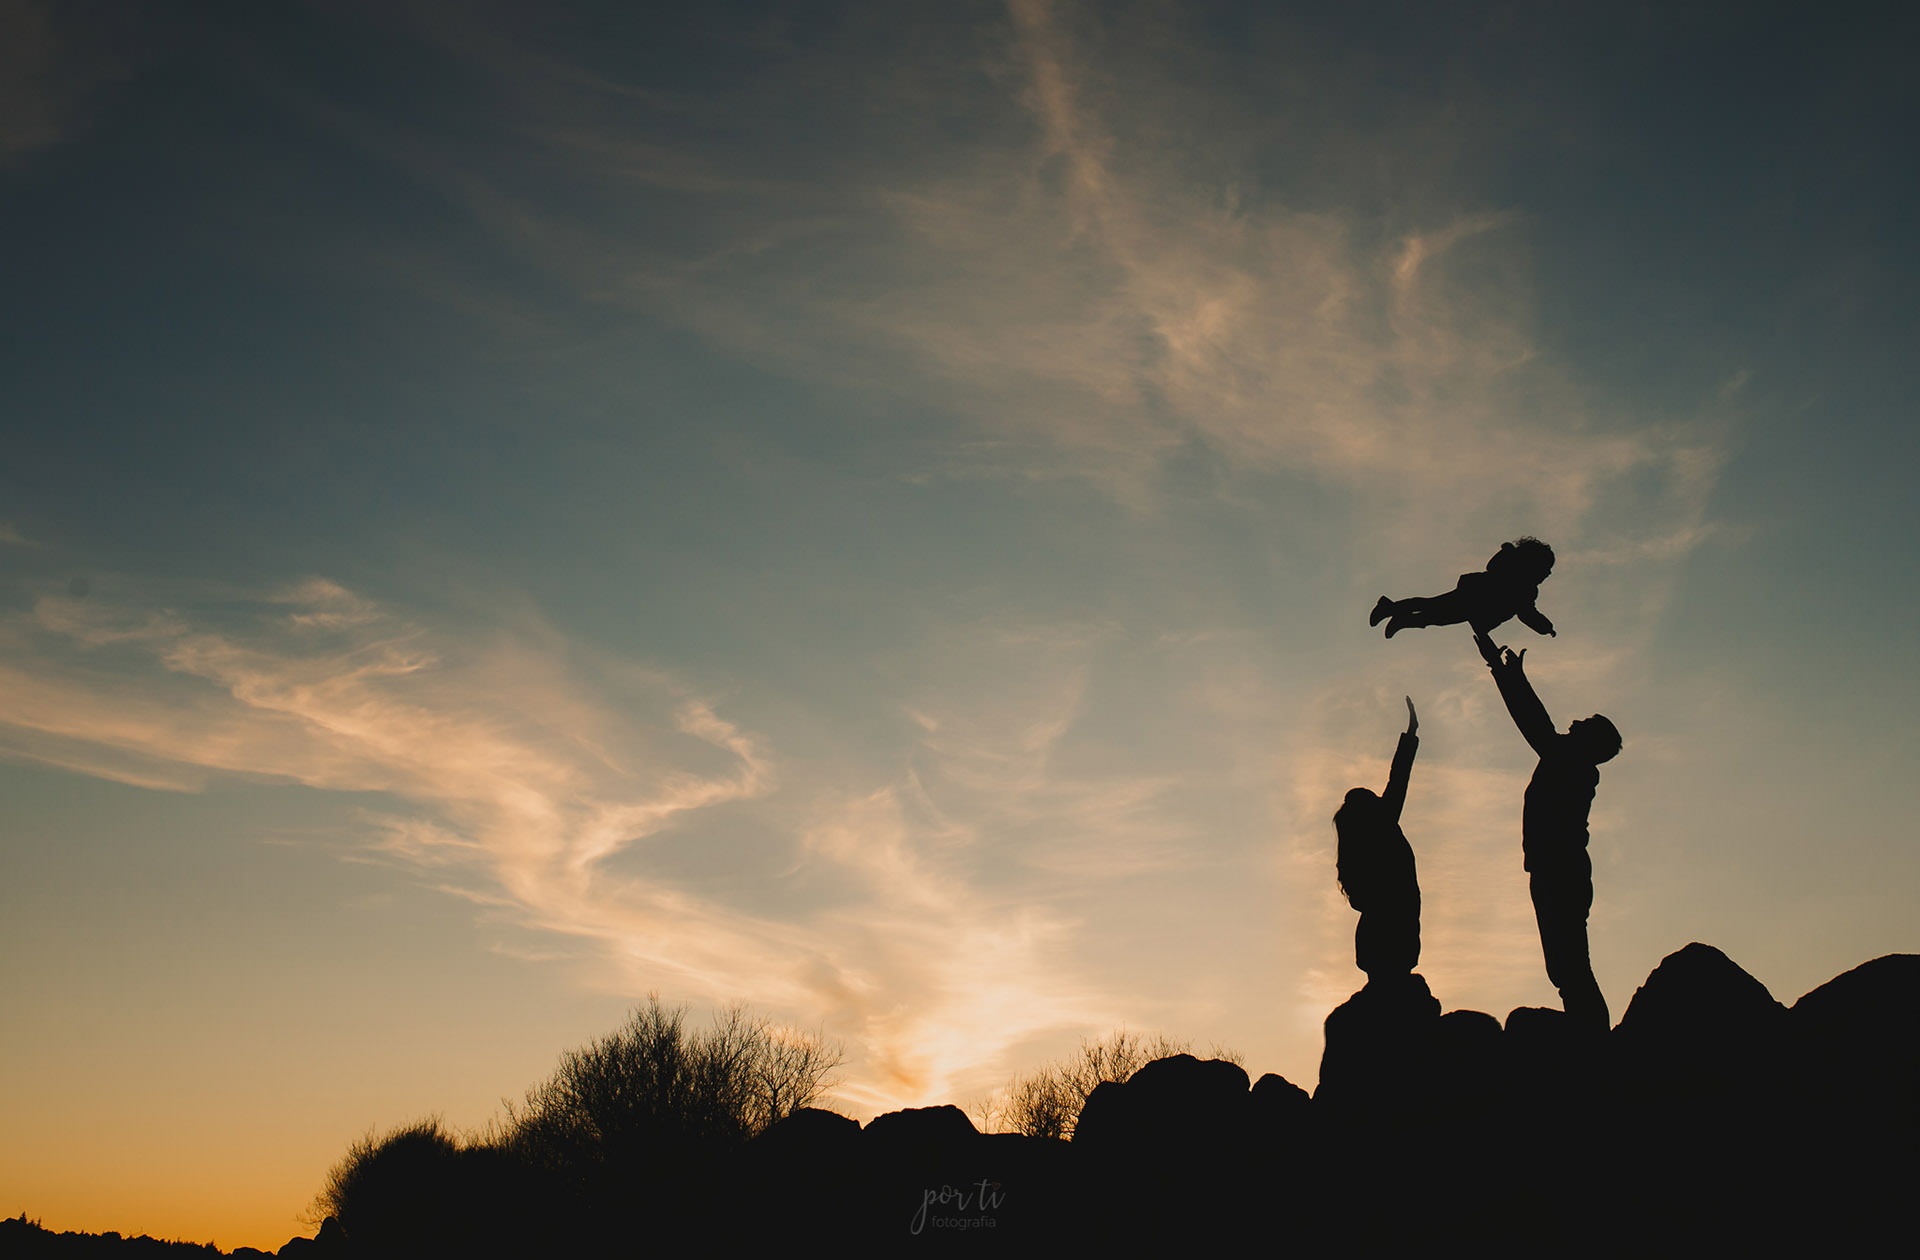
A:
1335;697;1422;981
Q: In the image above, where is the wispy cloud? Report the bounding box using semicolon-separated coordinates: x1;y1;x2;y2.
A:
0;580;1153;1109
544;3;1725;543
221;2;1730;567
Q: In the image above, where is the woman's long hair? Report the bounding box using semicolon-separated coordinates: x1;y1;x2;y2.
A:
1334;787;1382;909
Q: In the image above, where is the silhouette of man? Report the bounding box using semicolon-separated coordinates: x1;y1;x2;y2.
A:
1475;630;1620;1032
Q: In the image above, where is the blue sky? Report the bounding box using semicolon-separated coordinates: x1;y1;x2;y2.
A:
3;1;1916;1247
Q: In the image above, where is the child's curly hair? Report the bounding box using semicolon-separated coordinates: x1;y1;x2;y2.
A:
1488;536;1554;581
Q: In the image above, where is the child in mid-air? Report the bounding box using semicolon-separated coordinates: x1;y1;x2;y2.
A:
1371;537;1557;639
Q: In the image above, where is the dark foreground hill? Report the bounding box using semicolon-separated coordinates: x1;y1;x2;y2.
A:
10;944;1913;1255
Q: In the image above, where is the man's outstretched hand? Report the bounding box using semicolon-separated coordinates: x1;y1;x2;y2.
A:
1474;629;1526;672
1404;695;1418;736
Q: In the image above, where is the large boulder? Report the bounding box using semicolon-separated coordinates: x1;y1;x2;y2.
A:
867;1106;975;1152
1601;943;1797;1235
1791;953;1920;1049
862;1103;978;1157
1315;973;1442;1115
1789;954;1920;1148
832;1106;1003;1245
1068;1055;1260;1246
1073;1053;1252;1156
736;1107;863;1191
1615;943;1788;1104
1433;1008;1506;1114
1616;942;1787;1049
1249;1071;1311;1129
1127;1053;1252;1109
1496;1004;1614;1194
752;1106;862;1159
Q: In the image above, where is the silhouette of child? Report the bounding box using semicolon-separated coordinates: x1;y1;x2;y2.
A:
1370;538;1557;640
1335;697;1421;981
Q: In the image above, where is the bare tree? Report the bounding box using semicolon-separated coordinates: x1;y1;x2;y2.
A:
996;1070;1078;1141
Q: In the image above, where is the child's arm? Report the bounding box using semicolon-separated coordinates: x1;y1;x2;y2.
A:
1484;643;1557;756
1382;696;1418;823
1516;604;1557;637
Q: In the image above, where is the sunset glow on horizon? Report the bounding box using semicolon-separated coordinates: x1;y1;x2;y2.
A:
4;1;1916;1249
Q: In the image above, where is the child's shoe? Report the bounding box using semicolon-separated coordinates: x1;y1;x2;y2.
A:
1369;596;1394;627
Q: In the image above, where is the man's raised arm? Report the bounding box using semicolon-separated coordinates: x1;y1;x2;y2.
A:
1475;631;1556;756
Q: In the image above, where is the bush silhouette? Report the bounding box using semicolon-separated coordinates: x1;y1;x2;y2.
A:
501;996;842;1186
309;998;841;1252
309;1117;478;1250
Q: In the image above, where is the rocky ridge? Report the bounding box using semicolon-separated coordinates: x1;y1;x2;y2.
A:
8;945;1912;1254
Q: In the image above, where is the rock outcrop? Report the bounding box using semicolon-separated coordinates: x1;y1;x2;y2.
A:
17;947;1916;1255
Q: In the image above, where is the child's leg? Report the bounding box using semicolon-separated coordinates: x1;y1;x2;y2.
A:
1384;591;1467;637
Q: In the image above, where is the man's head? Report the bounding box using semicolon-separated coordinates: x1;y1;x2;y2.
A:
1569;715;1622;764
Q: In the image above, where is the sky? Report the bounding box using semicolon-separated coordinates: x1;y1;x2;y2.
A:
3;0;1917;1248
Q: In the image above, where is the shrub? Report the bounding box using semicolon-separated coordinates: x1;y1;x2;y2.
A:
501;997;842;1183
309;1116;467;1247
309;998;841;1250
